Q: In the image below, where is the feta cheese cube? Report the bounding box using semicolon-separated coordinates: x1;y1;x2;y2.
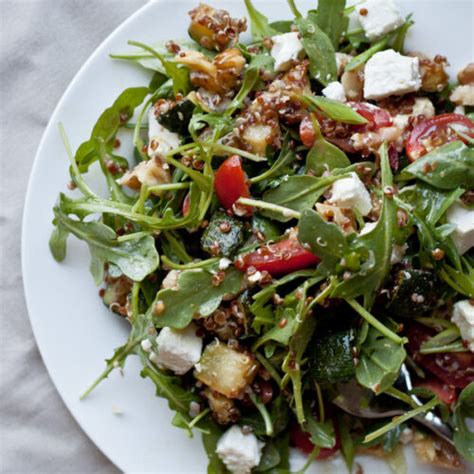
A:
216;425;264;474
452;300;474;352
322;81;346;102
356;0;404;40
161;269;181;290
154;323;202;375
446;202;474;255
271;32;305;72
148;107;180;157
329;172;372;216
364;50;421;100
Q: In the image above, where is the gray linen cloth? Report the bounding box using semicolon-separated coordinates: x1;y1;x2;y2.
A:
0;1;145;472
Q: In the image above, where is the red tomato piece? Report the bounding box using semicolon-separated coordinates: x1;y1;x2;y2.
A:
235;239;320;276
290;423;341;460
299;103;392;148
406;113;474;161
406;323;474;389
414;379;457;405
182;193;191;217
348;102;393;131
214;155;251;214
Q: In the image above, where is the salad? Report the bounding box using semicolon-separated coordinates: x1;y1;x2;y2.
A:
49;0;474;472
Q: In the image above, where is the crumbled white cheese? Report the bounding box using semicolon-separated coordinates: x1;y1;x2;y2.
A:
452;300;474;352
393;98;435;131
154;323;202;375
446;202;474;255
189;401;201;418
148;106;180;157
218;257;232;270
140;339;152;353
248;271;263;284
450;84;474;106
216;425;264;474
329;172;372;216
359;221;377;236
454;105;466;115
161;269;181;290
356;0;404;40
390;244;408;264
400;427;414;444
364;49;421;100
270;32;305;72
322;81;346;102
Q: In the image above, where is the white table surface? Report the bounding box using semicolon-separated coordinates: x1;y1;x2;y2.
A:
0;1;145;471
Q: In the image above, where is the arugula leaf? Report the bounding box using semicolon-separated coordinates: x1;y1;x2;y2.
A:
250;134;296;184
304;411;336;449
226;65;260;116
128;40;191;96
298;208;348;271
345;35;390;72
269;20;293;33
333;144;396;306
301;95;368;124
440;257;474;298
111;39;215;73
401;141;474;190
392;15;415;53
295;13;337;85
244;0;278;40
306;117;350;175
315;0;347;49
261;174;347;222
253;307;297;349
150;268;243;328
75;87;149;172
49;225;69;262
453;382;474;462
52;208;159;283
356;326;406;394
141;364;200;423
201;420;226;474
337;413;355;471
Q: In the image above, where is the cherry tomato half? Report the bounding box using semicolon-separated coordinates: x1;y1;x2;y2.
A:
406;113;474;161
406;323;474;389
348;102;393;131
414;379;457;405
214;155;251;214
235;239;320;276
290;423;341;460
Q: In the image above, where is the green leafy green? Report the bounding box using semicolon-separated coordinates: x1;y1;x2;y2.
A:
356;326;406;394
244;0;278;40
333;144;396;306
315;0;347;49
401;141;474;190
201;420;227;474
74;87;149;172
301;95;368;124
261;174;348;222
304;411;336;449
453;382;474;462
150;268;243;328
295;13;337;85
306;118;350;175
52;208;159;284
345;35;390;72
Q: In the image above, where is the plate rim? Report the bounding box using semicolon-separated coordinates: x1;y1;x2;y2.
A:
20;1;156;470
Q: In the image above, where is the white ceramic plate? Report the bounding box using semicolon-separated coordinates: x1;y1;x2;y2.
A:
22;1;473;472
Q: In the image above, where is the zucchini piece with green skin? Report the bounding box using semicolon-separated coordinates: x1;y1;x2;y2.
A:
388;268;444;318
201;211;244;257
309;327;357;384
156;99;195;135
